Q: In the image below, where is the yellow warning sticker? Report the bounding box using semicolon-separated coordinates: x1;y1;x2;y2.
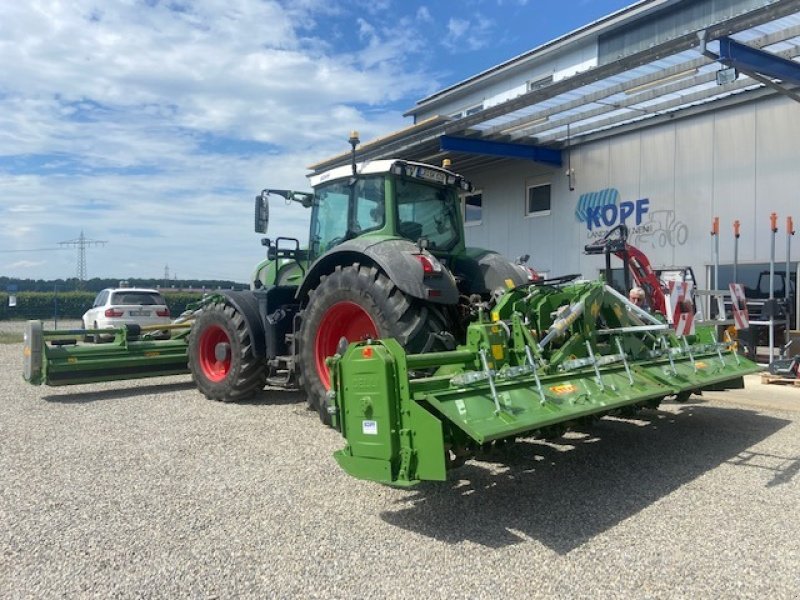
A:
695;361;707;369
144;351;160;357
505;278;515;289
67;357;77;364
23;347;31;357
491;344;505;360
491;311;500;322
549;383;577;395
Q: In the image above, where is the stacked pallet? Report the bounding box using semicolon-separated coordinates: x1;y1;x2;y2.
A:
761;373;800;387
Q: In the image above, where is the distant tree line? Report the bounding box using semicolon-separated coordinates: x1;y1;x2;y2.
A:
0;291;207;321
0;276;246;293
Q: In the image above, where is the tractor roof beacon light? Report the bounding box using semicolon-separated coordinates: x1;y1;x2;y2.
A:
348;131;360;178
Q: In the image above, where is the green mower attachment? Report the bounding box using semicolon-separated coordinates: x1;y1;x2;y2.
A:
23;321;192;386
329;279;760;487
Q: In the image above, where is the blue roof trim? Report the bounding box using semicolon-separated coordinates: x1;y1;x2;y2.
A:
718;36;800;86
438;135;562;167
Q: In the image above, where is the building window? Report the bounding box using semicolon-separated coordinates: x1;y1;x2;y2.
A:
527;74;553;92
451;103;484;119
526;183;551;216
462;190;483;225
465;103;483;116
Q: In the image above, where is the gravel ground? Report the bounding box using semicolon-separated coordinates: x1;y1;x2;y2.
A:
1;320;799;598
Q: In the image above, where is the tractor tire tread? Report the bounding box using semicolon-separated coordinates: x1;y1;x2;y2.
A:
297;264;453;426
188;300;266;402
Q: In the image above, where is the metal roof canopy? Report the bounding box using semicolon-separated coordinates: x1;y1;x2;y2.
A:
308;0;800;175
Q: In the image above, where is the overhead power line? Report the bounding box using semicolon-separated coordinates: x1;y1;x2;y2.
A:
0;247;67;253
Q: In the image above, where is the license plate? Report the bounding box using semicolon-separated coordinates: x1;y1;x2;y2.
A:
129;310;150;317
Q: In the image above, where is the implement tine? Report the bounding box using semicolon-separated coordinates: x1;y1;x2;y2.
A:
615;337;634;385
478;349;502;414
524;345;547;405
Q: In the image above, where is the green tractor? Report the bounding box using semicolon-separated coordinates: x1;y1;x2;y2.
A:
187;135;537;423
22;135;760;487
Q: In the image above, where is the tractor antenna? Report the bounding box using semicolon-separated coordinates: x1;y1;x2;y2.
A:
348;130;360;177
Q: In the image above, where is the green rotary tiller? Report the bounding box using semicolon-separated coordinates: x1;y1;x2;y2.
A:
328;278;759;486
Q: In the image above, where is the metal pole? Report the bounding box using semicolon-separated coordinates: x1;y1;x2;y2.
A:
712;217;720;319
733;220;740;283
53;283;59;330
769;213;778;364
786;216;795;352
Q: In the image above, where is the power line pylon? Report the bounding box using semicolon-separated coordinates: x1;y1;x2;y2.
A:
59;231;107;286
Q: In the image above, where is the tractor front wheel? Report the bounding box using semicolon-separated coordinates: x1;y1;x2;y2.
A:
297;264;450;426
188;301;266;402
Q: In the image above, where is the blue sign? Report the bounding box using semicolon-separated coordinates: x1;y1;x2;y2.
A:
576;188;650;231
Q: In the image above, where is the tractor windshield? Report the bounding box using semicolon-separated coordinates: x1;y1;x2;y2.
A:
310;176;385;258
396;178;460;251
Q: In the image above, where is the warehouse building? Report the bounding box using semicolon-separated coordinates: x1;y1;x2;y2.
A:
310;0;799;320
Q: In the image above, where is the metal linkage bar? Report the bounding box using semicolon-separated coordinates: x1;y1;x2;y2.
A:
661;336;678;375
711;331;726;367
585;341;605;392
524;345;547;406
479;348;502;414
604;285;663;325
615;337;634;386
682;337;698;373
597;324;669;335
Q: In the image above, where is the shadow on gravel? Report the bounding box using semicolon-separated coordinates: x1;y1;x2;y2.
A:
380;403;790;553
42;381;198;403
728;449;800;488
41;382;303;406
233;388;303;406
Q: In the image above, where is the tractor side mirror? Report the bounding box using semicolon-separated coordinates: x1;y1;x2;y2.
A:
255;192;270;234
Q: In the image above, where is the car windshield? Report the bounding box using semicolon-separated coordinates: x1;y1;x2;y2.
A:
396;178;459;251
110;292;164;305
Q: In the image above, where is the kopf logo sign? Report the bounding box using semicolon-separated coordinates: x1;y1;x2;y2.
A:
575;188;650;231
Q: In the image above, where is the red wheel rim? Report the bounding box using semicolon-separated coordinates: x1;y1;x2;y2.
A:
198;324;232;382
315;301;378;389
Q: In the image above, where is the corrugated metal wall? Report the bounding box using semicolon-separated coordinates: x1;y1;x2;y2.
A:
462;93;800;285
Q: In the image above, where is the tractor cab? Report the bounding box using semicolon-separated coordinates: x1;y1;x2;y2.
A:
251;158;472;289
306;159;471;260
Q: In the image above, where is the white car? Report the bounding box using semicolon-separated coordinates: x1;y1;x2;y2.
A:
82;288;171;340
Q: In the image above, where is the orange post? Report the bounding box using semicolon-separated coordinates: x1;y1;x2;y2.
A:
788;216;795;236
770;212;778;233
711;216;719;236
733;219;740;238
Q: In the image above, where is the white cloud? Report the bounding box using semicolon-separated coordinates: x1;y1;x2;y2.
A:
5;260;45;270
416;6;433;22
0;0;439;281
443;15;495;52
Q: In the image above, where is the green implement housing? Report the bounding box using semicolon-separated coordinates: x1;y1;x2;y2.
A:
23;321;192;386
329;279;760;487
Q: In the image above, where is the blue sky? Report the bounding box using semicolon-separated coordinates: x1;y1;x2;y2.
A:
0;0;635;282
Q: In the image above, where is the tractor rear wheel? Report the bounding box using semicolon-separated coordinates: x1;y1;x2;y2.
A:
188;301;266;402
298;264;451;426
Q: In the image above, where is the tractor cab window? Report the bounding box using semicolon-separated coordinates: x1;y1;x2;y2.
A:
396;178;459;251
311;176;385;258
